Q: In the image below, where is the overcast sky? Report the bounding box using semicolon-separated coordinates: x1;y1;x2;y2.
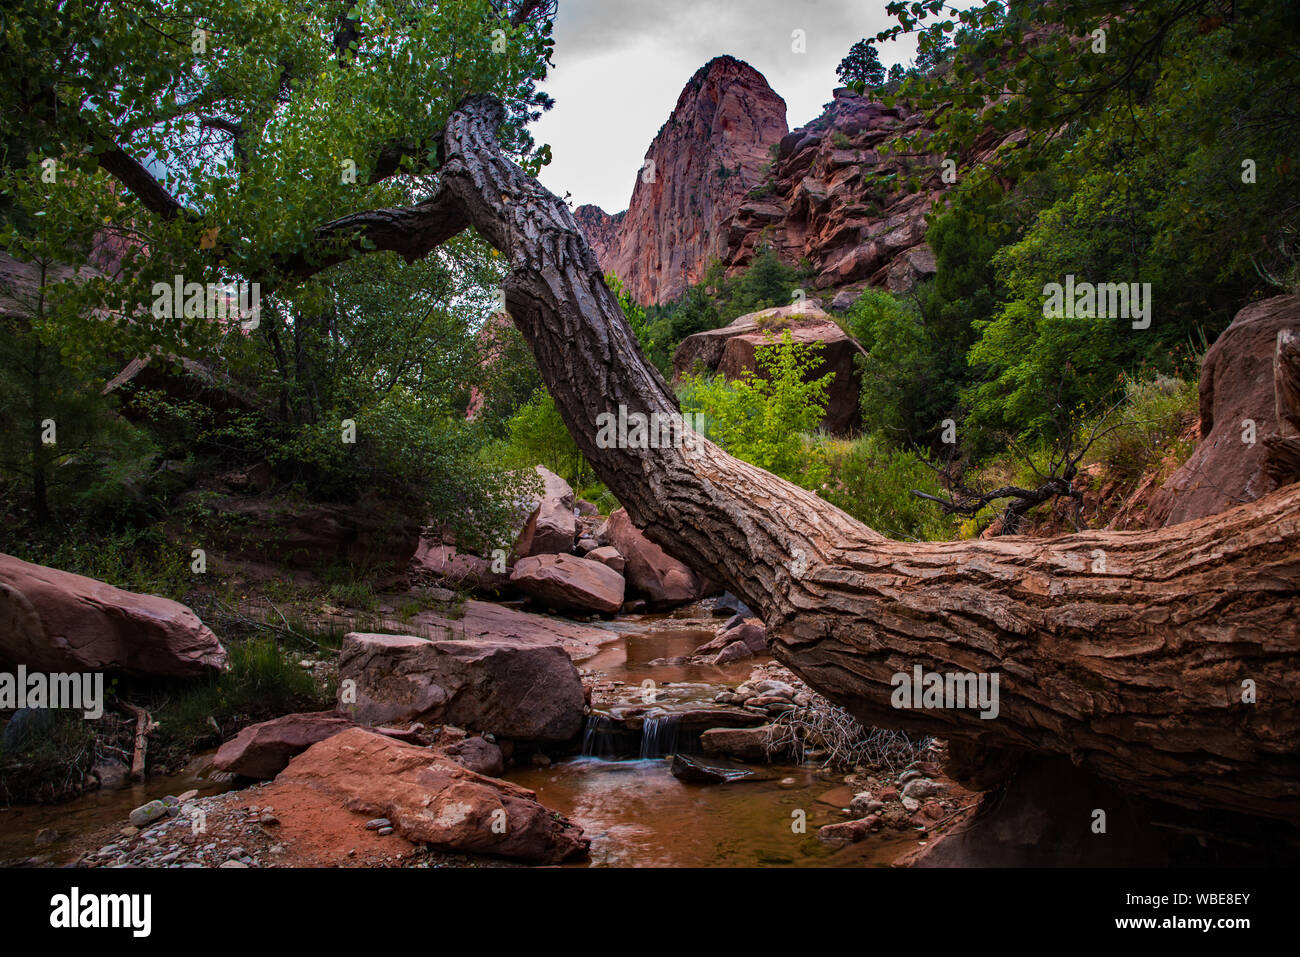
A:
533;0;923;213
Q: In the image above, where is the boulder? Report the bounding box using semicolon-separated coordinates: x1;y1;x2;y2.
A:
670;753;754;784
817;815;880;848
213;711;356;780
602;509;706;609
514;466;576;557
585;545;626;575
0;552;227;677
700;725;778;762
338;632;585;741
695;618;766;655
1147;295;1300;525
672;303;862;434
410;599;620;662
714;641;753;664
411;539;509;594
509;553;624;614
440;736;506;777
274;728;588;863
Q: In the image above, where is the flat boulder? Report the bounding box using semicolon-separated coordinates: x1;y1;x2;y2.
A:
1147;294;1300;525
509;553;624;614
514;466;576;557
338;632;585;741
408;599;621;662
670;753;754;784
212;711;355;780
602;509;706;609
700;725;779;762
0;552;227;677
273;728;588;863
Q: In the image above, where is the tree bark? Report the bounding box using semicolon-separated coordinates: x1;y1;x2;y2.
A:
422;96;1300;823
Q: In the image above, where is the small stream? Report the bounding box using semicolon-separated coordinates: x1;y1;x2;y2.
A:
0;753;233;866
0;608;921;867
507;612;919;867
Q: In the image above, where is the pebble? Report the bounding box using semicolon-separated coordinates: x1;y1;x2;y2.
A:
365;818;391;831
378;827;394;836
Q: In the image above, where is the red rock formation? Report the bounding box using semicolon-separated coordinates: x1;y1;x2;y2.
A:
1146;294;1300;526
575;64;1017;307
0;552;228;678
578;55;789;305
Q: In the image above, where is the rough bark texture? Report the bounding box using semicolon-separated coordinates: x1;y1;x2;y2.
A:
376;96;1300;823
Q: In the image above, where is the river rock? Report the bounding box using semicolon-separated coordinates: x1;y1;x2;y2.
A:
0;552;227;677
440;736;505;777
714;641;754;664
585;546;626;575
213;711;356;780
129;801;169;828
817;815;880;848
275;728;588;864
700;725;778;761
601;509;707;609
901;777;945;801
338;632;585;741
509;553;625;614
695;617;766;656
670;753;754;784
514;466;576;557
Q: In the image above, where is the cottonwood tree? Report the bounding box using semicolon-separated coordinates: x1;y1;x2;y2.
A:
4;0;1299;824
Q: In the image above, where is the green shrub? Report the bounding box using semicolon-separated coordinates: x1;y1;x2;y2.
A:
1085;374;1198;483
822;435;958;541
680;332;831;489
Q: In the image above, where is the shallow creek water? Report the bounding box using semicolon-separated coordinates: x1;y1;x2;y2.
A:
0;613;922;867
0;755;229;866
508;615;920;867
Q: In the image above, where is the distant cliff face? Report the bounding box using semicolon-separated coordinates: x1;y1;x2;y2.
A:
575;60;1015;308
577;55;789;305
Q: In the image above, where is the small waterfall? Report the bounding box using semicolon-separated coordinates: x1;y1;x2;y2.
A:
639;712;682;759
581;713;628;759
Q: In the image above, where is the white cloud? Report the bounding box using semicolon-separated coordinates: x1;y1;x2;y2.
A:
534;0;922;213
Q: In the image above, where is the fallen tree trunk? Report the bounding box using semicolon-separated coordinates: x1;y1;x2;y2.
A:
338;96;1300;823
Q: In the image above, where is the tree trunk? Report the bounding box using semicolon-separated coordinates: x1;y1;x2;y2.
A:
426;96;1300;823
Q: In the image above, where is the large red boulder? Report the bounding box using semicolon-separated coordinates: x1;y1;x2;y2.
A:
0;552;227;677
513;466;576;557
338;632;585;741
213;711;355;779
273;728;589;863
672;303;862;434
599;509;707;609
1147;295;1300;526
509;553;625;614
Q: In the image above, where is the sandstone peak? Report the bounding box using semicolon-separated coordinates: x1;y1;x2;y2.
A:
578;53;789;305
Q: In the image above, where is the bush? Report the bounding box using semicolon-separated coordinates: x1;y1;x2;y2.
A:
680;332;831;489
821;434;958;541
1085;374;1198;483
